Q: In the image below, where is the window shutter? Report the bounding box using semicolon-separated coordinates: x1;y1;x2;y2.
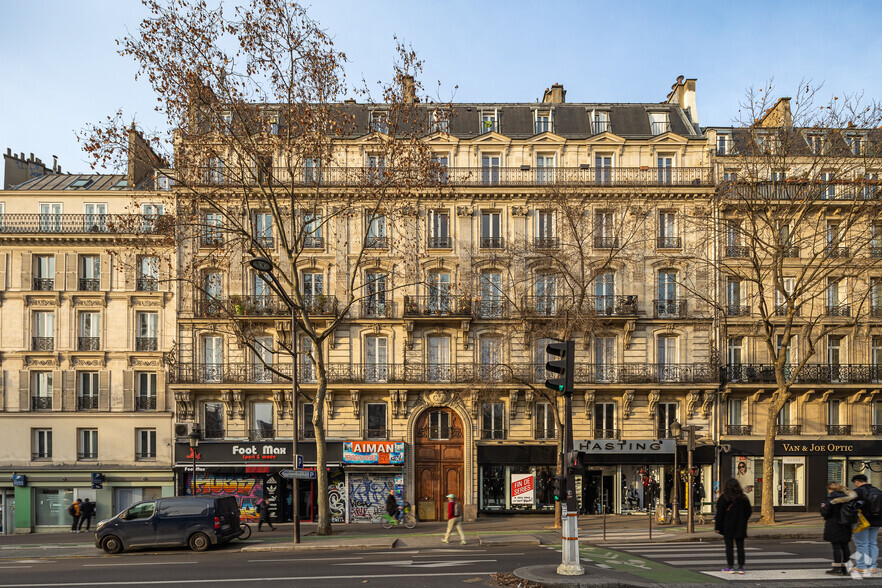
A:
63;370;76;411
123;370;135;411
66;253;77;291
55;254;65;292
52;370;63;410
21;253;32;291
99;253;111;291
156;371;166;411
98;370;110;411
18;370;30;411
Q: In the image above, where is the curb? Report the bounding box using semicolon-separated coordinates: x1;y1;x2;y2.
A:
240;537;397;552
513;564;654;588
478;534;542;546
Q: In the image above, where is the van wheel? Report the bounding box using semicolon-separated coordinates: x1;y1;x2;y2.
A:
189;532;210;552
102;535;123;554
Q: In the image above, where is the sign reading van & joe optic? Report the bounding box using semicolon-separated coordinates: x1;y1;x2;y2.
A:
343;441;405;465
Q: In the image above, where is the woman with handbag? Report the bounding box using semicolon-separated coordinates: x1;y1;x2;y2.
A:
715;478;752;574
820;482;856;576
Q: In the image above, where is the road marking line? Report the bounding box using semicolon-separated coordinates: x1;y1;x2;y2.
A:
247;557;363;562
83;561;196;567
0;566;32;569
596;563;612;568
664;557;830;566
0;571;502;587
657;551;794;559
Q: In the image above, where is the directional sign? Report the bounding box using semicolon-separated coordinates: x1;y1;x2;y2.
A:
280;469;316;480
295;454;303;469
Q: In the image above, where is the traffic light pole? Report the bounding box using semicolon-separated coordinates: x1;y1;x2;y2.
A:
557;357;583;576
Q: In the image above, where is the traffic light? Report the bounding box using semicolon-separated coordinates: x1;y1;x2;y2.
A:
552;475;567;502
565;451;583;472
545;340;575;396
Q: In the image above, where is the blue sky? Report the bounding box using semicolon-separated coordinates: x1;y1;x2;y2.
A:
3;0;882;176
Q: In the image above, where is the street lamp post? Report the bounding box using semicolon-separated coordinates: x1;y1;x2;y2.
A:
249;257;300;544
669;421;682;525
188;431;200;496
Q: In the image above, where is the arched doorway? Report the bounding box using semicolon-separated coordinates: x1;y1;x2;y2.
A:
413;407;464;521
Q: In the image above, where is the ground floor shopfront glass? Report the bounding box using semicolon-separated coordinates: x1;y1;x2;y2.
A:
828;457;882;488
479;465;555;512
731;455;805;507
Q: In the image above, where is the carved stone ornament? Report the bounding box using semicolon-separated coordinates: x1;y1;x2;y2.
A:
232;390;245;419
175;390;194;420
511;206;529;217
390;390;400;418
72;296;106;307
583;390;595;421
221;390;234;419
647;389;660;417
404;321;414;350
26;296;59;307
523;389;535;418
456;206;473;217
393;389;408;418
273;389;287;419
129;357;161;367
469;389;479;419
422;390;453;408
622;389;635;418
686;390;701;417
508;389;519;419
327;389;336;418
350;389;360;417
25;356;59;367
129;296;162;308
701;390;714;418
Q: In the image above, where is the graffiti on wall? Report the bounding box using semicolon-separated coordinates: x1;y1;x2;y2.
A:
348;473;394;523
328;481;346;523
187;474;264;523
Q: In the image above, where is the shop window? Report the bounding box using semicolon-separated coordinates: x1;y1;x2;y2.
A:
35;488;74;527
775;457;805;506
535;402;556;440
480;465;506;510
428;410;450;440
366;403;387;440
482;402;505;439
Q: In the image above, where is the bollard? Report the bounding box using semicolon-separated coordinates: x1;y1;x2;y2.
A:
603;507;607;541
649;506;652;540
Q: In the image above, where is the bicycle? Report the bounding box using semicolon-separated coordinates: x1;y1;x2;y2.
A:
237;522;252;540
380;503;416;529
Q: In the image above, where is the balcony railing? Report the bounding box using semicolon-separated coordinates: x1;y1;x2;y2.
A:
78;396;99;410
533;237;559;249
362;300;396;318
137;277;158;291
723;364;882;384
300;427;316;440
403;295;471;316
136;396;157;410
593;428;621;440
783;246;800;258
653;299;687;318
776;425;801;435
427;236;452;249
825;246;850;259
366;428;388;440
174;363;293;384
200;235;224;248
32;396;52;410
775;304;800;317
726;305;751;317
302;295;338;316
78;337;100;351
473;299;508;319
873;247;882;258
136;337;158;351
726;182;882;201
594;236;619;249
479;237;504;249
364;236;390;249
135;451;157;460
481;428;507;440
32;278;54;291
191;166;714;187
872;306;882;317
827;425;852;435
77;451;98;460
32;337;54;351
657;236;682;249
254;236;275;249
522;295;638;318
201;427;225;439
0;213;171;234
303;236;324;249
249;428;275;440
826;304;851;317
726;425;753;435
79;278;100;291
211;294;340;318
725;246;751;258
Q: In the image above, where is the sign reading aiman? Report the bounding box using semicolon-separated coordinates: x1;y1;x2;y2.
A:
511;473;535;505
574;439;675;454
343;441;405;465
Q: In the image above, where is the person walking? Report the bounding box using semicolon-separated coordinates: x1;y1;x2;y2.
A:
68;499;81;533
256;498;274;532
77;498;95;532
714;478;752;574
833;474;882;578
820;482;854;576
442;493;466;545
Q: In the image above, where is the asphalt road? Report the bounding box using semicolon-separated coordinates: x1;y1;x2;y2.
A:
0;543;561;587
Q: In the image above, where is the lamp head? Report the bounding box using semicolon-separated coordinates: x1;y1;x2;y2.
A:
669;420;682;437
249;257;274;273
188;431;201;448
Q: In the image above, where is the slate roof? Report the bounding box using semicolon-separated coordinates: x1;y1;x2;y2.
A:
11;174;128;191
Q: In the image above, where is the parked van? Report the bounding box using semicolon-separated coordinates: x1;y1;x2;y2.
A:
95;496;241;553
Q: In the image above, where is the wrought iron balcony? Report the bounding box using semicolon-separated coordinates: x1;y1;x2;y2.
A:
826;246;850;259
578;363;716;384
32;396;52;410
775;304;800;317
657;236;682;249
872;306;882;318
366;428;388;440
653;299;687;318
522;295;638;318
427;236;452;249
77;451;98;460
78;396;99;410
726;425;753;435
299;427;316;440
826;304;851;317
136;396;157;410
303;236;324;249
32;337;54;351
594;236;619;249
473;299;508;319
523;295;564;317
200;235;224;248
479;237;504;249
137;277;158;291
362;300;396;318
723;364;882;384
0;213;170;234
403;295;470;316
225;295;286;317
32;278;54;291
776;425;802;435
201;427;225;439
593;428;621;440
78;337;100;351
873;247;882;258
725;246;751;258
31;451;52;460
726;305;751;317
174;362;294;384
79;278;100;291
783;246;800;258
481;428;507;440
302;295;338;316
533;237;559;249
249;428;275;440
364;236;389;249
827;425;852;435
136;337;158;351
254;236;275;248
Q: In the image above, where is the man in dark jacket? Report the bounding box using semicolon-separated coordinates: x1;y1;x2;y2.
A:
77;498;95;532
256;499;274;532
852;474;881;576
385;490;399;522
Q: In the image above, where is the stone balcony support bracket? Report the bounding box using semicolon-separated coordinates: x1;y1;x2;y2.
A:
686;390;701;417
622;390;634;418
584;390;595;422
327;389;336;417
647;389;660;417
701;389;715;418
350;389;359;417
524;389;535;418
508;389;519;419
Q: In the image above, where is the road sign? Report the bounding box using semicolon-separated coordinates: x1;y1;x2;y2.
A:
280;469;316;480
295;454;303;469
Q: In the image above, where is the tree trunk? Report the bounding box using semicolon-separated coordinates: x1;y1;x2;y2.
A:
313;347;332;535
760;389;782;525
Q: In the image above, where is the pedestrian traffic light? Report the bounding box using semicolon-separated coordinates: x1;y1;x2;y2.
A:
545;340;575;396
552;475;567;502
565;451;583;472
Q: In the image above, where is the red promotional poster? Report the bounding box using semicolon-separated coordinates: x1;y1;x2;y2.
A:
511;473;535;505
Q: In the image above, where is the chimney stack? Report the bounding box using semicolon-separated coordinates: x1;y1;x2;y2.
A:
402;75;415;104
542;83;566;104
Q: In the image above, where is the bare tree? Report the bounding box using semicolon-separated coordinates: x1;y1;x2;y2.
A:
80;0;444;535
707;82;882;523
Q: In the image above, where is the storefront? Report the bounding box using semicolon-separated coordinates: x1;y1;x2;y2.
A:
478;445;557;514
343;440;405;523
721;440;882;512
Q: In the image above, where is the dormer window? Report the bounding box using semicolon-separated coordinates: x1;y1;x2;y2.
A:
847;135;862;156
534;110;552;134
370;111;388;134
716;134;730;155
808;134;822;155
431;109;449;133
67;178;93;190
221;111;232;134
648;112;670;135
592;111;610;134
481;110;498;134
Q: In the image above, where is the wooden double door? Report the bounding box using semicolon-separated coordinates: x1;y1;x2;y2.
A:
414;408;464;521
